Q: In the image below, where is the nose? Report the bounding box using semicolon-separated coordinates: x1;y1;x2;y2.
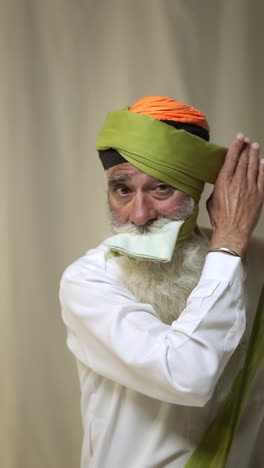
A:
129;192;157;225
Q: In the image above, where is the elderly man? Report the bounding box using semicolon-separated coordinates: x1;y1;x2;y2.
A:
60;96;264;468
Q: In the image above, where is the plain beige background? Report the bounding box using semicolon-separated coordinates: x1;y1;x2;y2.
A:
2;1;264;467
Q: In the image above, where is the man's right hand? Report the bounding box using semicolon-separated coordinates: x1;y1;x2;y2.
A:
207;133;264;257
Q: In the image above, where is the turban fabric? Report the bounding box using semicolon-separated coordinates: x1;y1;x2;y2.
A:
129;95;210;132
96;96;228;241
96;96;227;203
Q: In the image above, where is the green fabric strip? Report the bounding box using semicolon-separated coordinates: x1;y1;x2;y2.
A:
96;108;227;202
177;206;199;243
184;284;264;468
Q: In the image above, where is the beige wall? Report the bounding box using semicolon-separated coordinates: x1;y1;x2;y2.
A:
2;1;264;467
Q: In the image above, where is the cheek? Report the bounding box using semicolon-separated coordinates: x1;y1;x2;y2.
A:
155;193;190;217
108;193;129;221
154;202;176;217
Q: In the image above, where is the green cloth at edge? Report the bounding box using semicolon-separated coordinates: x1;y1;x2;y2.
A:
184;284;264;468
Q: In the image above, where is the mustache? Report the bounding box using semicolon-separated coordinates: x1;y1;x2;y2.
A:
110;214;172;235
108;199;195;235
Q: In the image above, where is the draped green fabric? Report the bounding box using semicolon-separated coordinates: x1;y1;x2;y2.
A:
96;108;227;203
184;285;264;468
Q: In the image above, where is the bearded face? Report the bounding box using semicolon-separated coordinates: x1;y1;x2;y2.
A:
107;187;209;324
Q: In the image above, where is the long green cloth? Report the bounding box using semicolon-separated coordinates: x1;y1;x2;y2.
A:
184;284;264;468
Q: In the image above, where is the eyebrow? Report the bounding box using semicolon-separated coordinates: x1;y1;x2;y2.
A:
107;174;132;187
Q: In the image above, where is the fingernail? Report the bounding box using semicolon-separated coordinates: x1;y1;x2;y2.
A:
244;137;250;144
237;132;244;141
252;142;260;150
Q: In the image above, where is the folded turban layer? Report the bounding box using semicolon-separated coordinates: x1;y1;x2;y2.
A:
96;96;228;242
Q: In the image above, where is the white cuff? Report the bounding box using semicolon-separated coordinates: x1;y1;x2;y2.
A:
202;252;245;283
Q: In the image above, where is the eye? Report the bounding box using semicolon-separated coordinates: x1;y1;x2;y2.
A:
155;184;171;192
114;185;131;196
152;183;174;198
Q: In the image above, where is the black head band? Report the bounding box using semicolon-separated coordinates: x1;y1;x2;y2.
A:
99;148;127;170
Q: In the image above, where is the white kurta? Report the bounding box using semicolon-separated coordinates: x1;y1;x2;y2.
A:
59;243;264;468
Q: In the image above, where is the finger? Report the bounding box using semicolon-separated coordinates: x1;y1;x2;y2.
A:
234;139;250;179
247;142;260;186
257;158;264;193
221;133;245;177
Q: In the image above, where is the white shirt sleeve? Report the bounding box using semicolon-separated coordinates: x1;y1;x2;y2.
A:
59;250;246;407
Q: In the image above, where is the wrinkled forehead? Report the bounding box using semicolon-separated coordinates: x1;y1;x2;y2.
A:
106;162;168;187
105;162;137;178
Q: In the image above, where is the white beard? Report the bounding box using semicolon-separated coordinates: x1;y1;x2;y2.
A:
116;229;210;324
108;201;210;324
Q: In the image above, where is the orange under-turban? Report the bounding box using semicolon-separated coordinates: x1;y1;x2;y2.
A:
129;96;210;132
